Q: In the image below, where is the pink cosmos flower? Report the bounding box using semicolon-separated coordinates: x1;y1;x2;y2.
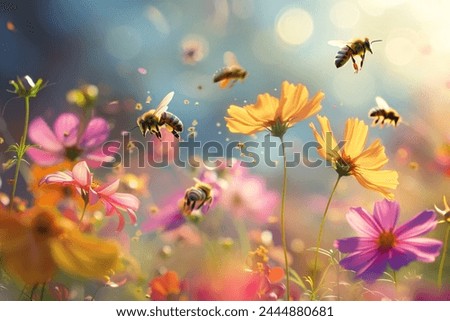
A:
28;113;116;167
40;161;139;231
335;199;442;282
219;167;279;223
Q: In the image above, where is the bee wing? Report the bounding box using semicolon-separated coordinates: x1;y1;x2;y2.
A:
154;91;174;116
224;51;240;67
328;40;349;48
375;96;390;110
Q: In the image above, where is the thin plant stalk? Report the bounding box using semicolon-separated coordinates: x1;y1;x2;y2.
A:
437;225;450;288
279;137;290;301
9;96;30;212
311;175;341;298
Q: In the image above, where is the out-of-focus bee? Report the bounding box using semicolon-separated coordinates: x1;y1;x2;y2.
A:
328;38;382;73
369;96;402;128
136;91;183;139
183;178;213;214
213;51;247;88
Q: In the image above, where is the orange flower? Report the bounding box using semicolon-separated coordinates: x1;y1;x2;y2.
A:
0;206;120;285
148;271;182;301
309;115;399;199
225;81;324;137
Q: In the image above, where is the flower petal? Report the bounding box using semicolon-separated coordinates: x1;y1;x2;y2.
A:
79;117;110;149
72;161;92;187
395;238;442;263
309;115;339;161
85;145;119;168
225;116;264;134
353;139;388;170
248;93;279;122
40;171;74;185
96;179;120;196
53;113;80;147
352;168;399;200
346;207;382;237
28;117;63;152
339;249;387;282
395;210;438;240
278;81;308;122
50;231;119;280
27;147;64;166
373;199;399;231
106;192;140;211
343;118;368;158
388;247;420;270
334;237;376;253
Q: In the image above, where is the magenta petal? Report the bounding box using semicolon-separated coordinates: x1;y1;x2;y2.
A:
79;118;110;149
53;113;80;147
395;210;437;240
355;252;389;283
96;179;120;196
72;161;92;187
346;207;382;237
373;199;399;231
27;147;64;166
339;249;387;282
85;148;118;168
28;117;63;152
388;248;417;270
127;209;137;225
334;237;376;253
396;238;443;263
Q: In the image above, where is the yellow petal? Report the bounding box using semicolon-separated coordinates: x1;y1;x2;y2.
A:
226;104;261;126
352;168;399;200
50;231;120;281
343;118;368;158
225;117;265;134
246;93;279;122
309;122;328;160
353;139;388;170
279;81;308;122
291;91;324;124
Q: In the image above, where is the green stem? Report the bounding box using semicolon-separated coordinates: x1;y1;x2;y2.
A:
311;175;341;299
437;225;450;289
234;218;251;256
279;138;290;301
392;270;397;289
9;96;30;212
79;199;89;228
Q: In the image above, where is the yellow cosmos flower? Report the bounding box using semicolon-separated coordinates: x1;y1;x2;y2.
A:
309;115;399;199
0;206;120;285
225;81;324;137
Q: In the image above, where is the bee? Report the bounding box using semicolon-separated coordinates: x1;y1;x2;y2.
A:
136;91;183;139
328;38;382;73
213;51;247;88
183;178;213;214
368;96;402;128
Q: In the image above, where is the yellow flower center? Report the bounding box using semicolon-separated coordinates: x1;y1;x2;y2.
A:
377;230;396;251
91;181;101;189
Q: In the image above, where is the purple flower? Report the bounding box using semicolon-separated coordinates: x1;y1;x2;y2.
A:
335;199;442;282
27;113;116;167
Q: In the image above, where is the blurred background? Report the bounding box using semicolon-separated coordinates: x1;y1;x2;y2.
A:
0;0;449;299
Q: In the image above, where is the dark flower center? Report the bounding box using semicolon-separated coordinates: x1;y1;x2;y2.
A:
377;230;396;251
65;145;83;161
32;211;60;238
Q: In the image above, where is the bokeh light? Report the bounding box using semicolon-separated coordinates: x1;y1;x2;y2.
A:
276;7;313;46
330;1;360;29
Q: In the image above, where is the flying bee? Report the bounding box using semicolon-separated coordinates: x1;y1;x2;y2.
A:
136;91;183;139
213;51;247;89
183;178;213;214
368;96;402;128
328;38;382;73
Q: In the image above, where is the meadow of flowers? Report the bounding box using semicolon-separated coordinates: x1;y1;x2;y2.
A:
0;0;449;302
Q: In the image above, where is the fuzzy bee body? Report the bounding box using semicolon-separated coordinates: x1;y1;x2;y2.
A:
213;51;247;88
329;38;381;73
136;91;183;139
183;180;213;214
159;111;183;139
369;97;402;128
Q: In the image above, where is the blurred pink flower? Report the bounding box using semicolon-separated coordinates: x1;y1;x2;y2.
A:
220;168;279;223
40;161;139;231
28;112;116;167
335;199;442;282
